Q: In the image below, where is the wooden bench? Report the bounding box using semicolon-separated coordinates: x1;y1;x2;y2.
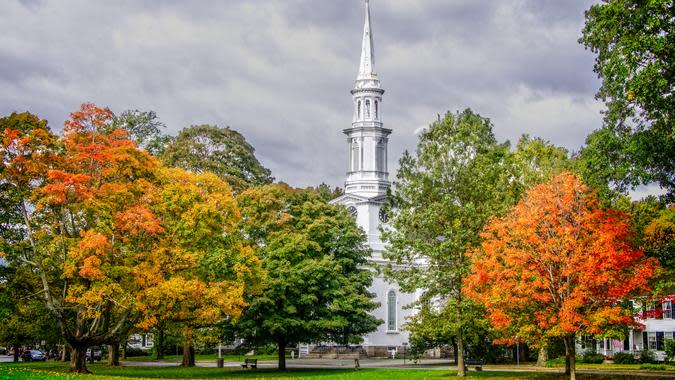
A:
464;359;482;371
241;358;257;369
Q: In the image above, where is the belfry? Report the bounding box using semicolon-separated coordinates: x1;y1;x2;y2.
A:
344;0;391;198
331;0;418;356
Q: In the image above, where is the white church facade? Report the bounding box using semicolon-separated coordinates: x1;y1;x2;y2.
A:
330;0;420;357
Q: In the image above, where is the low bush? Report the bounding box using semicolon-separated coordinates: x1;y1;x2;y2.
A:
640;363;667;370
124;347;150;357
580;350;605;364
666;339;675;362
639;349;656;364
612;351;637;364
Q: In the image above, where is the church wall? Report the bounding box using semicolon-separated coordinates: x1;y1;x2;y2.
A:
362;272;417;350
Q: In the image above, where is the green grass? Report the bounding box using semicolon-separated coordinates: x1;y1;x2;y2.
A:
1;361;673;380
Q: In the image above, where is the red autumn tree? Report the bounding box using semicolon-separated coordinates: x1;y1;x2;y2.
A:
466;172;657;380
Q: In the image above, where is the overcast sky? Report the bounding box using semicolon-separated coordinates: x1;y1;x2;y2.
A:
2;0;606;189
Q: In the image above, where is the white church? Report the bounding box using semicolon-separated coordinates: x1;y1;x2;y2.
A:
329;0;420;357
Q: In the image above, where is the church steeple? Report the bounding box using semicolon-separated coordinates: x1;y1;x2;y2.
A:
357;0;376;81
344;0;391;198
355;0;380;91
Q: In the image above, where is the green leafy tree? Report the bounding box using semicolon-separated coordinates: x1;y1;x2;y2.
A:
161;125;273;192
579;0;675;200
512;135;571;193
0;265;60;362
112;110;173;157
643;206;675;294
382;109;516;376
307;183;344;202
234;185;379;370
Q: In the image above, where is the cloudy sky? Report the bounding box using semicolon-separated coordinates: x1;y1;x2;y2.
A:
2;0;605;189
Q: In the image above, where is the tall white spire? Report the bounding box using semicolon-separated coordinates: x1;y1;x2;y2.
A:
355;0;380;90
344;0;390;198
358;0;376;80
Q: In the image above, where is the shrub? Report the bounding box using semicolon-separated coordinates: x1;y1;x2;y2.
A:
580;350;605;364
639;349;657;364
612;351;637;364
666;340;675;362
124;347;149;357
640;363;667;370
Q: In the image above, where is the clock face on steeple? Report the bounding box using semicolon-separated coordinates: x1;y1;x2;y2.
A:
379;208;389;223
348;206;358;218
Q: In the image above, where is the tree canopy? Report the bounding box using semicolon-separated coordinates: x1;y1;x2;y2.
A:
579;0;675;200
161;125;273;192
466;172;658;380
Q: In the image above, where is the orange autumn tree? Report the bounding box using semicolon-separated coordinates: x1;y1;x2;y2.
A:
466;172;657;380
0;104;259;373
2;104;161;372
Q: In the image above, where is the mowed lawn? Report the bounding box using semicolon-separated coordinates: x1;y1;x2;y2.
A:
2;362;675;380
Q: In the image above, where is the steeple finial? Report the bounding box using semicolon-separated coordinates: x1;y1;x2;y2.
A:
357;0;377;82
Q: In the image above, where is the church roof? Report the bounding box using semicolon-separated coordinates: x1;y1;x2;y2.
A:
330;192;387;205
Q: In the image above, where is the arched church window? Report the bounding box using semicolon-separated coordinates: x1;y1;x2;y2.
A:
387;290;397;331
365;99;371;118
357;100;362;119
375;100;379;119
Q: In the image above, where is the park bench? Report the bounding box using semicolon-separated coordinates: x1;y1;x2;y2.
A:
241;358;257;369
464;359;482;371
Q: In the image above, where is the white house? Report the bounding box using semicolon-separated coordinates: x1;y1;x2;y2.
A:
578;298;674;362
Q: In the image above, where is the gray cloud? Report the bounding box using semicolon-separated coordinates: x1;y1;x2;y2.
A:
1;0;602;189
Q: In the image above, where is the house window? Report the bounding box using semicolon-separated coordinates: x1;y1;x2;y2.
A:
357;100;362;119
387;290;397;331
365;99;371;118
375;100;379;119
648;332;657;350
664;300;673;319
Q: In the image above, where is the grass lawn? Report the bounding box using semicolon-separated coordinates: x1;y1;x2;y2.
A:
1;362;674;380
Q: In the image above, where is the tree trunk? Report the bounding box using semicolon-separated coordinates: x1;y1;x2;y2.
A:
451;337;458;365
70;345;90;373
457;331;465;377
536;346;548;367
12;343;19;363
181;341;195;367
563;334;576;380
61;343;69;362
278;337;287;371
155;328;164;360
108;343;120;366
121;336;128;360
